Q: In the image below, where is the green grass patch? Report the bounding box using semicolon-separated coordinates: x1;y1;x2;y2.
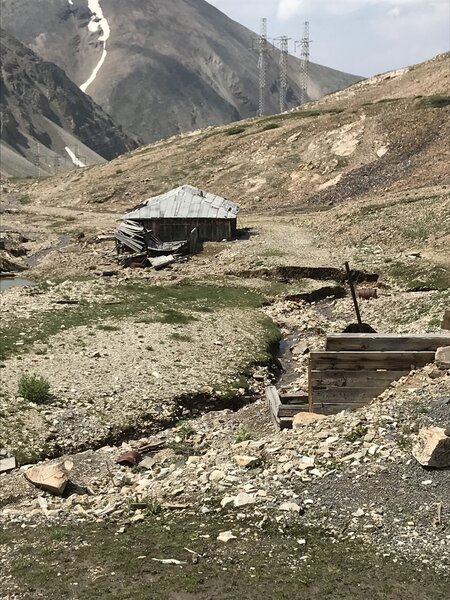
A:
170;332;193;342
97;324;122;332
260;123;280;131
225;126;247;136
387;262;450;291
418;95;450;108
0;283;270;361
1;514;448;600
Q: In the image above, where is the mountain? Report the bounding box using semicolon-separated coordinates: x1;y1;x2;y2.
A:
0;28;138;178
1;0;362;144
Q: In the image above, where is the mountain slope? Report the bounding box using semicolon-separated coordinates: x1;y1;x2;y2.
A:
21;53;449;223
1;0;362;143
0;28;138;177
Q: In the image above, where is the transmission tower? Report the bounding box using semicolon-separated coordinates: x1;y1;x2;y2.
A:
295;22;311;105
275;36;290;113
257;18;268;116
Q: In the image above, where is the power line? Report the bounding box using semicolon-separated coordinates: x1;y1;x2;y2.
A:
295;22;312;106
257;18;268;117
275;36;290;113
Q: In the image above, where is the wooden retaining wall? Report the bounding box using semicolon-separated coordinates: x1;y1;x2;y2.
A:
268;334;450;427
310;334;450;414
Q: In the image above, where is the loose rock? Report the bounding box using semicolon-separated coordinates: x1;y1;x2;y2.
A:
412;426;450;468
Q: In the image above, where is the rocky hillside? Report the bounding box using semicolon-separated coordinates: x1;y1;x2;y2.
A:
0;29;138;177
1;0;362;143
22;53;449;222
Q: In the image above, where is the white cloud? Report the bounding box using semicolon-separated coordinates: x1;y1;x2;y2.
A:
277;0;449;20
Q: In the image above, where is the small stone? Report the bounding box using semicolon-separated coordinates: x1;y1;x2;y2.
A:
233;492;256;507
292;413;326;430
233;455;260;468
217;531;237;543
0;457;16;473
412;427;450;468
279;502;301;513
209;470;226;482
353;508;365;517
220;496;234;508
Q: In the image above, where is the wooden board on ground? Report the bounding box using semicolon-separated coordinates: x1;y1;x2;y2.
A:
325;334;450;352
309;351;435;371
265;386;281;428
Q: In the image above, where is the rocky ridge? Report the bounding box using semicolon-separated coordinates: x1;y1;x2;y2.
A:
0;29;138;177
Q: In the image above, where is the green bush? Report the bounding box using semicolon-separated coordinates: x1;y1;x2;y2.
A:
18;374;50;404
261;123;280;131
226;126;246;136
234;424;253;443
419;95;450;108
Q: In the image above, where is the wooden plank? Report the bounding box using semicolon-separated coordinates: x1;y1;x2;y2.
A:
313;403;365;415
310;351;435;371
279;404;310;418
310;369;408;388
312;387;387;405
326;334;450;352
308;364;313;412
265;386;281;427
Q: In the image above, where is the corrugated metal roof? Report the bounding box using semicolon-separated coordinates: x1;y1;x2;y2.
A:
124;185;240;221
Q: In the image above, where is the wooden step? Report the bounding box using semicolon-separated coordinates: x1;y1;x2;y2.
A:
309;351;435;371
325;334;450;352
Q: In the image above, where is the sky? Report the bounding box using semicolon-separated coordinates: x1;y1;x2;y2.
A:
208;0;450;76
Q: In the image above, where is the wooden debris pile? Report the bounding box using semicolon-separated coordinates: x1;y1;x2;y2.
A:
114;220;189;269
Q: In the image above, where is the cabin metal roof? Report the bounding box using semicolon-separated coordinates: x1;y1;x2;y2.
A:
124;185;240;221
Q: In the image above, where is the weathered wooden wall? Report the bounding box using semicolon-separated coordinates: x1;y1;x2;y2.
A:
309;334;450;414
141;218;237;242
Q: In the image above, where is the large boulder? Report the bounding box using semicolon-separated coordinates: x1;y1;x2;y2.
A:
441;309;450;331
293;412;326;430
412;427;450;468
435;346;450;370
24;459;74;496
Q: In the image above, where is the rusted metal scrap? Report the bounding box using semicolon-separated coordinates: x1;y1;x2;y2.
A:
116;450;142;467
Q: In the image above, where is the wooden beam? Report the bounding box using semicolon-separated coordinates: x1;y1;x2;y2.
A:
279;404;311;418
265;386;281;428
325;334;450;352
313;402;365;415
310;369;408;388
310;351;435;371
312;387;388;405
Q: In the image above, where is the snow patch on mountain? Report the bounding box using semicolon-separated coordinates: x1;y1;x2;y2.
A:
80;0;110;93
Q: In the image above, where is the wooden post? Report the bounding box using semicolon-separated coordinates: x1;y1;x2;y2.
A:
345;261;364;333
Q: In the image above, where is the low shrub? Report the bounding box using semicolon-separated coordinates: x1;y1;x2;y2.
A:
18;374;50;404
